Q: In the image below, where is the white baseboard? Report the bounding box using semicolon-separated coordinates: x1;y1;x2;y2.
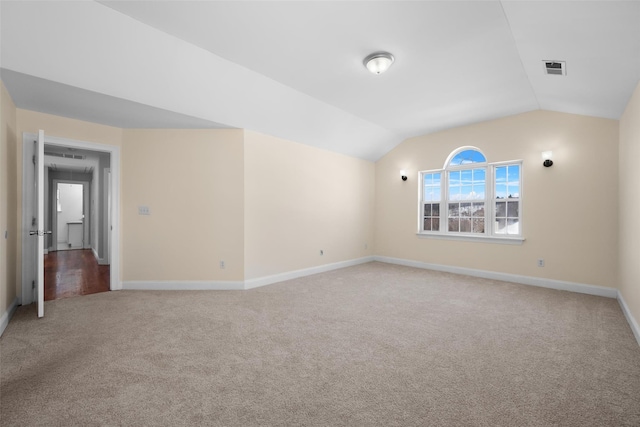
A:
120;257;375;292
0;298;19;337
244;256;375;290
617;292;640;347
92;247;109;265
122;280;245;291
374;256;618;299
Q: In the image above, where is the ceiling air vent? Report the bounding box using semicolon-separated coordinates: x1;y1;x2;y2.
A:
543;60;566;76
44;151;86;160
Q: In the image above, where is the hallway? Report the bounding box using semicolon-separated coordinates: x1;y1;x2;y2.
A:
44;249;110;301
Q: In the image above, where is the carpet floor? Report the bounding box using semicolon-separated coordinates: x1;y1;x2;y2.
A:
1;262;639;426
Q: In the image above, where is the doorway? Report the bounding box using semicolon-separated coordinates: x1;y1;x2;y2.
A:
21;132;121;308
54;182;86;251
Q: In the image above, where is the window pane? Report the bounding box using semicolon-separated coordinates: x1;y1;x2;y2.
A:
507;201;519;218
473;168;485;181
424;204;431;216
495;218;506;234
508;165;520;182
450;149;486;166
473;218;485;233
449;170;460;185
472;203;484;217
495;184;507;199
460;202;471;217
496;201;506;218
461;169;472;184
449;218;460;232
448;203;459;217
432;218;440;231
495;166;506;183
507;219;520;234
472;184;484;199
427;190;436;202
460;218;471;232
423;172;441;202
508;184;520;198
461;185;473;199
449;186;461;200
424;218;432;231
432;204;440;217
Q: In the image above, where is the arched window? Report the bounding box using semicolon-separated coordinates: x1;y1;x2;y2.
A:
447;148;486;166
420;147;522;240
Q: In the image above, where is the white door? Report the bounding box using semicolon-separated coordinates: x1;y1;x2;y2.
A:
28;130;46;317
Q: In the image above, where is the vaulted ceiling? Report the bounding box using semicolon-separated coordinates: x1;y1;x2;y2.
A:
2;1;639;161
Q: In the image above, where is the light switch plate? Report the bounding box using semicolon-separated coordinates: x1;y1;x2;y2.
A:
138;205;151;215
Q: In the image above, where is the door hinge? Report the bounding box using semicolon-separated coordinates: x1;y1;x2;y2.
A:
32;280;35;289
32;154;36;165
32;217;36;226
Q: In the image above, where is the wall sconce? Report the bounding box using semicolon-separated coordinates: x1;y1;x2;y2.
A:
400;170;407;181
542;151;553;167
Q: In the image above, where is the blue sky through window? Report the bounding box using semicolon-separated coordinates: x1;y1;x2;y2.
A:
495;165;520;199
449;149;486;166
423;172;441;202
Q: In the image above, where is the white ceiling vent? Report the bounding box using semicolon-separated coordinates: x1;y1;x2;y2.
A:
44;151;86;160
543;60;566;76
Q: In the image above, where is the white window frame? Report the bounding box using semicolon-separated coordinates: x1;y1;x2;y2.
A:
417;147;524;244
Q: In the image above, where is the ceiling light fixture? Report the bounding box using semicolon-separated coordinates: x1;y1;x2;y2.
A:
364;52;394;75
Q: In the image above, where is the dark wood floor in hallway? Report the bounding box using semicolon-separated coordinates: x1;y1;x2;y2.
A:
44;249;110;301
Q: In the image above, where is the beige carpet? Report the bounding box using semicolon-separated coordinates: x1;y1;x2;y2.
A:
1;262;639;426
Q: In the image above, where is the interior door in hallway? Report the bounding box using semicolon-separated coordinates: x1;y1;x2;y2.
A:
24;130;47;317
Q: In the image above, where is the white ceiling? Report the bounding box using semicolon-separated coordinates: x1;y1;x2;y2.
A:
2;1;639;161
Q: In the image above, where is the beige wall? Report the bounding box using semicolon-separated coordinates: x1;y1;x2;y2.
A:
9;109;373;289
1;81;18;315
244;130;374;279
122;129;245;281
619;81;640;324
375;110;619;288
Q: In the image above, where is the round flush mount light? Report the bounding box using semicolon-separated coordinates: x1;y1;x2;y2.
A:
364;51;395;75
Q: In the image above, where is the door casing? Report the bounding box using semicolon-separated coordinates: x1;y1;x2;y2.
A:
21;132;121;305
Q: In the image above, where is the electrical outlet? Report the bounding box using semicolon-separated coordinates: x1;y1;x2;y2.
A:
320;250;324;256
537;258;545;267
220;261;225;269
138;205;151;215
364;243;368;250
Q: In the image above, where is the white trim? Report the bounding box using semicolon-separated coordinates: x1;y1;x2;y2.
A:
244;256;375;290
21;135;35;305
120;257;375;292
0;298;19;337
416;233;525;245
122;281;244;291
374;256;618;298
617;292;640;347
23;133;122;292
90;247;108;265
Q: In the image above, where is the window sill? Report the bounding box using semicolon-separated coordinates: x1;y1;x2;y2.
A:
416;232;525;245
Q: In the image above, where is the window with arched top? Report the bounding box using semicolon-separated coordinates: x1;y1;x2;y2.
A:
420;147;523;241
